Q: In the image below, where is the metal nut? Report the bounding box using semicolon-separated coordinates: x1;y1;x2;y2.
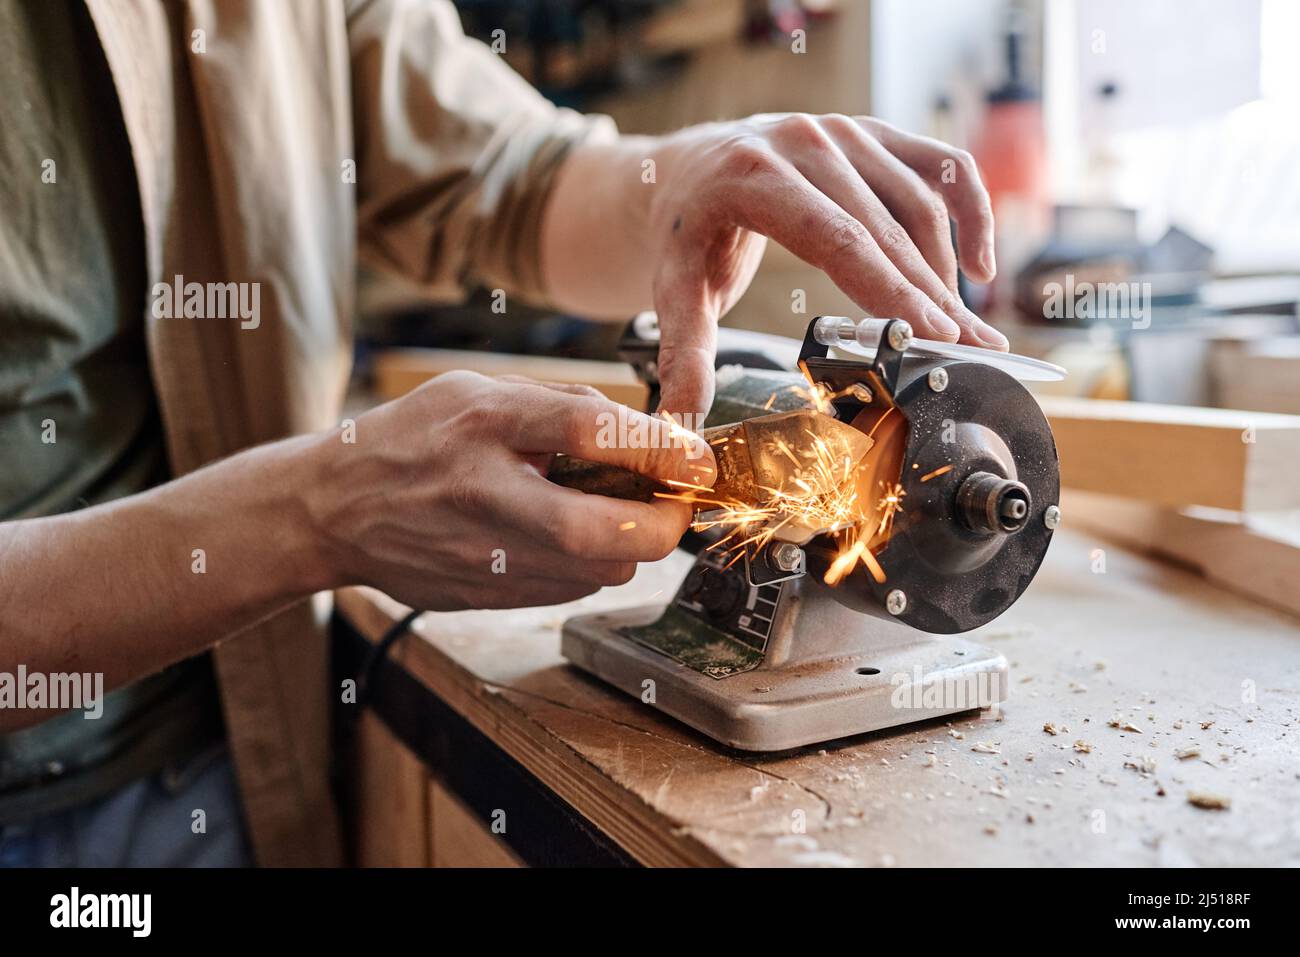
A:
1044;505;1061;530
885;589;907;616
927;367;949;393
770;542;805;573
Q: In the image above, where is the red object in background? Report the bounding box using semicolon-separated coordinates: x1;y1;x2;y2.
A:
971;97;1049;218
967;11;1051;309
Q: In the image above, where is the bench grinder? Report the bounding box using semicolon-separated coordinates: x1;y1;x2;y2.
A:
559;316;1063;751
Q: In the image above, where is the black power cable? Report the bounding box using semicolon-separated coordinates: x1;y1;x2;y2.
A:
354;607;423;714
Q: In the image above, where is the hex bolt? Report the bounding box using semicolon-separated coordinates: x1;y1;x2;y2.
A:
770;542;805;573
927;367;949;393
885;589;907;616
1044;505;1061;530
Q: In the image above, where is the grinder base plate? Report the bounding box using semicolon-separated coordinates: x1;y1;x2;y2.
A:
562;603;1008;752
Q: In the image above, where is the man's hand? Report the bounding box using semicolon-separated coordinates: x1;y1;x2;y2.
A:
543;113;1004;416
0;372;713;723
310;371;715;612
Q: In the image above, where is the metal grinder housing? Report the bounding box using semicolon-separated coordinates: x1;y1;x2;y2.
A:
560;316;1061;751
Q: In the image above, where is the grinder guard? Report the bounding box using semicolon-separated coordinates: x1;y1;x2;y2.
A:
804;357;1059;634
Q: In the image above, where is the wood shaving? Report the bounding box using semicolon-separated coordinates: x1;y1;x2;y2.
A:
948;728;965;740
1200;721;1215;730
1073;740;1093;754
1174;746;1201;760
1043;722;1059;736
1187;791;1231;810
987;785;1009;798
1124;756;1157;775
1108;715;1143;733
971;742;1000;754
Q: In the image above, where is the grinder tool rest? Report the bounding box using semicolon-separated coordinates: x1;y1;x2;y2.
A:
554;316;1063;751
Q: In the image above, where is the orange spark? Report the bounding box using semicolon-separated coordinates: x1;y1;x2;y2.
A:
824;539;865;586
859;544;887;584
664;382;907;590
919;464;953;483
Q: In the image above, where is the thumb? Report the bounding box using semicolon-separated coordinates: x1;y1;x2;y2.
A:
652;268;720;421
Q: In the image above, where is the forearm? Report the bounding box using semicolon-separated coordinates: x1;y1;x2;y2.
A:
0;434;335;730
540;136;659;319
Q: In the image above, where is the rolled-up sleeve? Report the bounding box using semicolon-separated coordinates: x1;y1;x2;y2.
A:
345;0;616;305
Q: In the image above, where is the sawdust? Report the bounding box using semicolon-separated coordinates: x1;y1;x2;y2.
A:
1124;756;1157;775
1187;792;1231;811
1108;715;1143;733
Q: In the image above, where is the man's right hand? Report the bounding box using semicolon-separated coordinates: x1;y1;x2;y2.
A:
307;371;716;612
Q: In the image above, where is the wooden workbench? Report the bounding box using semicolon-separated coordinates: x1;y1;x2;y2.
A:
337;528;1300;867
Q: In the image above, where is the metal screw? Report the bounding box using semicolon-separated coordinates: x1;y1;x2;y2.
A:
885;589;907;616
887;321;914;352
1044;505;1061;530
927;367;949;393
770;542;805;573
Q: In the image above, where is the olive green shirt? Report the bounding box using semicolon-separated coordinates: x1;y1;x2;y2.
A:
0;0;221;824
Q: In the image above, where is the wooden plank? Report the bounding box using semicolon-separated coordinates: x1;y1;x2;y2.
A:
371;348;648;409
429;780;524;868
336;527;1300;867
350;712;431;868
1060;489;1300;618
1038;396;1300;511
1210;338;1300;415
